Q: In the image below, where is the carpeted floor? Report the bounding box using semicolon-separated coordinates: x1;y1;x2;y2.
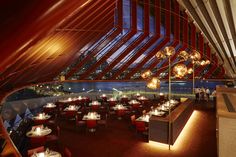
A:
57;100;217;157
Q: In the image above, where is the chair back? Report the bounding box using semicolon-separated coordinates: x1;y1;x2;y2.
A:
30;136;46;148
27;146;44;157
64;147;72;157
132;103;140;109
117;109;125;116
65;110;76;118
33;119;48;125
86;120;97;128
91;105;99;111
135;121;146;132
130;115;136;125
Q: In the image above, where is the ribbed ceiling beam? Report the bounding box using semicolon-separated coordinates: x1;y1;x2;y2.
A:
79;0;138;80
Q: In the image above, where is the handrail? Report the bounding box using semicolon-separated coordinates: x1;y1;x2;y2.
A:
0;117;21;157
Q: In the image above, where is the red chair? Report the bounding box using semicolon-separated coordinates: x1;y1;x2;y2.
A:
33;119;48;125
43;107;56;115
46;126;60;145
27;146;44;157
86;120;97;132
91;105;100;111
135;121;148;133
97;113;108;128
130;115;136;126
116;109;126;119
65;110;77;119
30;136;46;148
64;147;72;157
108;101;117;107
75;114;86;130
121;98;129;104
132;103;140;110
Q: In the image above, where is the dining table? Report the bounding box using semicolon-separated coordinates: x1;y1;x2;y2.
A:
26;125;52;137
32;113;51;125
30;149;61;157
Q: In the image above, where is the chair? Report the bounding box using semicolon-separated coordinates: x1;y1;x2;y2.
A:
65;110;77;119
135;121;148;134
64;147;72;157
130;115;136;126
46;126;60;146
116;109;126;120
75;114;86;131
97;113;108;128
33;119;49;125
30;136;46;148
132;103;140;110
27;146;45;157
91;105;100;111
86;120;97;132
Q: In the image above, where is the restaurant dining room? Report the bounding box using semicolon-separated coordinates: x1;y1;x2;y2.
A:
1;0;236;157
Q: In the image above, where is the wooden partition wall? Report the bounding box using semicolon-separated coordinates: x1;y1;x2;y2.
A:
216;86;236;157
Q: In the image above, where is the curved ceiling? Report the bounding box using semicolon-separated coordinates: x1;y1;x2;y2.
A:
178;0;236;78
0;0;230;95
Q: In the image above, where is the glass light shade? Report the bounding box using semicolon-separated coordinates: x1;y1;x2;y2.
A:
190;50;201;61
141;70;152;79
147;77;160;89
164;46;175;56
178;51;189;61
155;50;166;59
150;77;160;84
205;60;210;65
193;60;200;65
187;68;193;74
200;60;206;66
173;64;188;78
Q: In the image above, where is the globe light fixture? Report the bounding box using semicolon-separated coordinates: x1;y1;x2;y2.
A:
141;70;152;79
155;50;166;59
190;50;201;61
173;63;188;78
164;46;175;56
147;77;160;89
187;68;193;74
178;50;189;61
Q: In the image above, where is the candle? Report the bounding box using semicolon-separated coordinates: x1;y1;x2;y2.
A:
47;103;52;107
38;153;45;157
36;127;41;135
39;113;43;119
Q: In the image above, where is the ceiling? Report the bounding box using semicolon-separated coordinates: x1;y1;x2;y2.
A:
178;0;236;78
0;0;232;96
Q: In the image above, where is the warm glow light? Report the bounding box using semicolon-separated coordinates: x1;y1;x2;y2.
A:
205;60;210;65
36;127;41;135
147;77;160;89
187;68;193;74
190;50;201;61
38;152;45;157
178;50;189;61
155;50;166;59
173;64;188;78
148;111;200;152
200;60;206;66
141;70;152;79
164;46;175;56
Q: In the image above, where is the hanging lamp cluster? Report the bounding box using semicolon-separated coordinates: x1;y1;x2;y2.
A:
141;46;211;88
